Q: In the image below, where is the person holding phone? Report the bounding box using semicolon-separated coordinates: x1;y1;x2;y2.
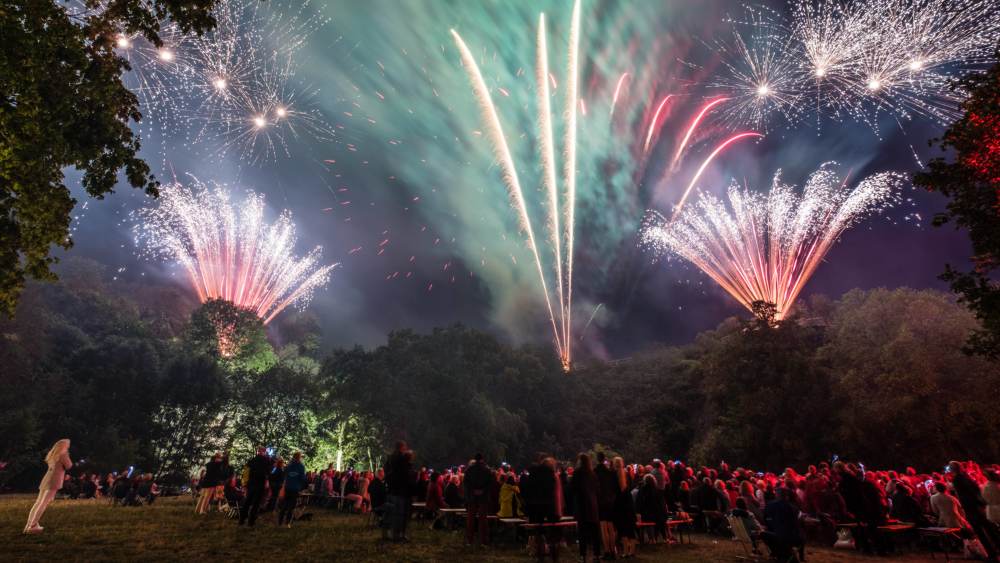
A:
24;439;73;534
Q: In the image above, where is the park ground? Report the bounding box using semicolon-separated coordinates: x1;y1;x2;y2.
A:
0;495;948;562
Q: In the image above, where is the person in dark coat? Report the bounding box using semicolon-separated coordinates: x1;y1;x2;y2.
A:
612;457;638;557
762;487;805;561
837;462;882;554
594;452;619;558
369;468;387;511
464;454;492;547
950;461;1000;563
196;453;223;514
239;446;272;527
890;482;930;527
635;474;667;542
386;442;414;542
572;453;601;561
522;455;560;562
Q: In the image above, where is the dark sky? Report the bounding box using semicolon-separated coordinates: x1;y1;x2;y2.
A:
59;0;977;360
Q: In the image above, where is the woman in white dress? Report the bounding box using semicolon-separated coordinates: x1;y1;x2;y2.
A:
24;439;73;534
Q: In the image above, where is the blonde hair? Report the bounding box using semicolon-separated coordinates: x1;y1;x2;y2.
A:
45;439;70;464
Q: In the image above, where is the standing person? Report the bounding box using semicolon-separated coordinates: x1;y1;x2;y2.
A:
24;439;73;534
464;453;492;548
264;457;285;513
196;453;223;514
278;452;307;528
594;452;619;559
239;447;272;527
386;441;414;542
572;453;602;563
950;461;1000;562
612;457;638;558
522;455;560;562
635;474;667;542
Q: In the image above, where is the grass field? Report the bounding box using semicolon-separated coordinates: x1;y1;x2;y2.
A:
0;494;950;561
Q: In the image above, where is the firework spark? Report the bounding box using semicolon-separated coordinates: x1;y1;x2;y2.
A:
610;72;629;116
451;0;581;371
713;1;1000;130
104;0;333;163
641;163;904;320
133;179;338;324
711;7;804;131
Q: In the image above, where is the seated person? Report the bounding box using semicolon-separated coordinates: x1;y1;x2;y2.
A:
369;469;387;511
731;497;764;551
112;478;131;505
890;482;929;527
444;475;463;507
762;488;805;561
497;475;524;518
224;476;245;506
80;474;98;499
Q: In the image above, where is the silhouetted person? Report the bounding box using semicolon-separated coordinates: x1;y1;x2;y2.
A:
386;441;414;542
464;453;492;547
239;446;271;527
572;453;601;562
594;452;619;558
522;455;560;562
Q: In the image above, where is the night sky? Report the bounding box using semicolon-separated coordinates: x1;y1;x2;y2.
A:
59;0;977;361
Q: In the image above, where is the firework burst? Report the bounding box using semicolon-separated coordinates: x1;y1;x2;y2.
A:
712;1;1000;131
101;0;333;163
710;8;804;131
641;163;905;320
133;179;338;324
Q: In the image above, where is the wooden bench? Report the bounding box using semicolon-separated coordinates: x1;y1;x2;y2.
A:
635;517;693;545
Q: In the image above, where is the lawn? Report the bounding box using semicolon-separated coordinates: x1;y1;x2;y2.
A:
0;494;948;562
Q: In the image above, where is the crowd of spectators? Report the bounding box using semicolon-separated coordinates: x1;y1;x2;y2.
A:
187;443;1000;562
56;470;160;507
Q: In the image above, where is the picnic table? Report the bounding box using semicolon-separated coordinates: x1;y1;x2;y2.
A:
877;522;917;551
438;507;466;529
410;501;427;519
918;527;963;561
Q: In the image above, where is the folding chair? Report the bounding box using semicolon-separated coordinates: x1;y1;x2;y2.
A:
729;515;765;562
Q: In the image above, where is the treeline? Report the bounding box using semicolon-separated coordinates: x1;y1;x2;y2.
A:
324;289;1000;472
2;258;999;490
0;259;332;489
